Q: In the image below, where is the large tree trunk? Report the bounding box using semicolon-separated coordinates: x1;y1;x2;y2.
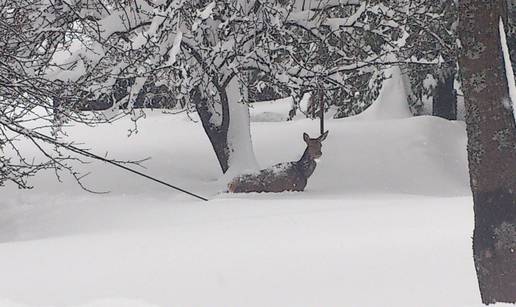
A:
433;68;457;120
458;0;516;304
192;77;258;175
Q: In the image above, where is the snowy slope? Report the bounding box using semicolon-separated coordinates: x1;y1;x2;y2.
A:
0;91;483;307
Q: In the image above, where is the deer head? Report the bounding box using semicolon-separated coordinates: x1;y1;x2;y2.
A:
302;130;329;162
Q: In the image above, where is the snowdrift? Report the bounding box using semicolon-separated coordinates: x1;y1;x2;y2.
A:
0;96;478;307
1;112;469;198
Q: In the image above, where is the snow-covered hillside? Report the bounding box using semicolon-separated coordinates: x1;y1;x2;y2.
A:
0;100;485;306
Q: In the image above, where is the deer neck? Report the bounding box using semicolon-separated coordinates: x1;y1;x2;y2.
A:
297;148;317;178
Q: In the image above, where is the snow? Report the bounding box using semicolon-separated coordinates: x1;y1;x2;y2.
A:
98;12;128;39
499;18;516;122
166;31;182;66
192;2;216;31
126;77;147;110
198;1;216;20
353;66;413;120
0;80;486;306
249;97;293;122
223;78;260;179
324;2;367;31
0;195;478;307
0;298;160;307
423;73;437;90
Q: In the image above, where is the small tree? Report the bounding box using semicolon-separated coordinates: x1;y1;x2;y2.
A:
458;0;516;303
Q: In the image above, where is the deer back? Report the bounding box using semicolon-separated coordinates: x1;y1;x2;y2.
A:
228;162;308;193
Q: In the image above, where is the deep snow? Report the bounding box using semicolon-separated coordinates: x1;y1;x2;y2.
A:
0;91;490;306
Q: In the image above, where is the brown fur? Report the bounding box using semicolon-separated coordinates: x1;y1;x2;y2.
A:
228;131;328;193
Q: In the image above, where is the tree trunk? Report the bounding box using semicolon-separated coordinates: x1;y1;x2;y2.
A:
224;77;259;174
191;85;231;173
192;77;258;175
433;69;457;120
458;0;516;304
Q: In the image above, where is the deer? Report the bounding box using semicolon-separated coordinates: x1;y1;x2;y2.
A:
228;131;329;193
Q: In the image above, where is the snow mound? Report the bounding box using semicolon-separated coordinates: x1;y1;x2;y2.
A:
1;110;469;198
253;115;469;197
0;108;477;307
0;298;159;307
250;97;293;122
354;65;412;120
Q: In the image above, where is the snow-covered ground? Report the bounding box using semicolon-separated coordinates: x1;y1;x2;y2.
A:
0;92;490;306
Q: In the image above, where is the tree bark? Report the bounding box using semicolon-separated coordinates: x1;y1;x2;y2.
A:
458;0;516;304
433;69;457;120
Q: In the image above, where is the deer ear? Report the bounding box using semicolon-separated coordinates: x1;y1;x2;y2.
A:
303;133;310;142
319;130;329;141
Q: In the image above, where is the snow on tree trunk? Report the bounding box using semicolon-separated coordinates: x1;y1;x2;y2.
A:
501;18;516;123
192;77;258;176
458;0;516;304
508;0;516;76
225;77;259;177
